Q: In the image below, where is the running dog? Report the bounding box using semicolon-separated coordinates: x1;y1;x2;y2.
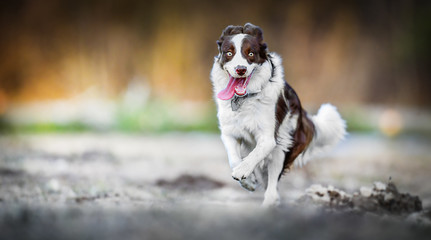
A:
210;23;346;206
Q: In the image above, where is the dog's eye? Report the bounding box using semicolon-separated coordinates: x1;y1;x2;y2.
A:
248;52;254;57
226;52;233;57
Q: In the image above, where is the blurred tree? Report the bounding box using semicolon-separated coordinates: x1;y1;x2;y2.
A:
0;0;429;107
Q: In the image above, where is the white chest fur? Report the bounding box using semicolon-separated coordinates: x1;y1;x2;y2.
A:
211;53;285;142
216;94;276;143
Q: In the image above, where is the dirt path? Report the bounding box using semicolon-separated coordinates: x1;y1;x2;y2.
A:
0;133;430;239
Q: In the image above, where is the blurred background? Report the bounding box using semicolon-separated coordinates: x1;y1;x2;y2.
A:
1;1;431;238
0;0;430;134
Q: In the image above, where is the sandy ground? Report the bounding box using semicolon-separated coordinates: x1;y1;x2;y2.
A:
0;133;430;239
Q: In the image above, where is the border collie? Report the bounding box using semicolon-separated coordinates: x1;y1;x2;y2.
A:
210;23;346;206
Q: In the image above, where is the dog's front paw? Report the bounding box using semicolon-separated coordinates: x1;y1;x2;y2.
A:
239;173;257;192
232;161;254;181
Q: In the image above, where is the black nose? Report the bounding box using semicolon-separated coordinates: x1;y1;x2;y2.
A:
235;66;247;76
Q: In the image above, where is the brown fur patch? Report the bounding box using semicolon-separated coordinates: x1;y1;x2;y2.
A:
219;38;236;65
243;23;267;62
274;83;289;137
241;36;267;64
275;82;315;178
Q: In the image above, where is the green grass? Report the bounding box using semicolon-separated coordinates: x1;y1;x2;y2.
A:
0;100;220;134
115;100;219;133
343;113;376;133
115;104;219;133
0;121;91;134
0;101;386;134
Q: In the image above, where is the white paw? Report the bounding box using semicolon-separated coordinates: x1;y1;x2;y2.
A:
262;194;280;207
239;174;257;192
232;161;254;181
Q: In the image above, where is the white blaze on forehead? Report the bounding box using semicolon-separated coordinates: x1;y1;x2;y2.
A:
231;34;246;53
228;34;249;68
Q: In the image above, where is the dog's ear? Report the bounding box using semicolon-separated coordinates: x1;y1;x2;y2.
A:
221;25;244;38
217;25;244;48
243;23;264;43
216;40;223;48
244;23;268;58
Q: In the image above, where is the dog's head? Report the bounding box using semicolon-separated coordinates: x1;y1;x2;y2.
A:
216;23;268;100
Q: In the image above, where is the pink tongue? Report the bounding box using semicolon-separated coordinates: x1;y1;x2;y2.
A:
217;77;247;100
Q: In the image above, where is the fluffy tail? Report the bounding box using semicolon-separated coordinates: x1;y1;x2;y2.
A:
294;104;347;167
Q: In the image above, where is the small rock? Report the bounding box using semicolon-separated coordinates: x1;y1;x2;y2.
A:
360;187;372;197
384;192;394;201
374;181;386;191
298;181;423;218
306;184;326;195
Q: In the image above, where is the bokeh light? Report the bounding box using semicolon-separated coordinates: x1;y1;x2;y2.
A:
379;109;403;137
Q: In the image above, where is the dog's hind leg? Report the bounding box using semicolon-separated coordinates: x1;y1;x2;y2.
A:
262;147;284;207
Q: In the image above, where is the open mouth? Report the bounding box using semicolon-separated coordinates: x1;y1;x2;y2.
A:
217;71;254;100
